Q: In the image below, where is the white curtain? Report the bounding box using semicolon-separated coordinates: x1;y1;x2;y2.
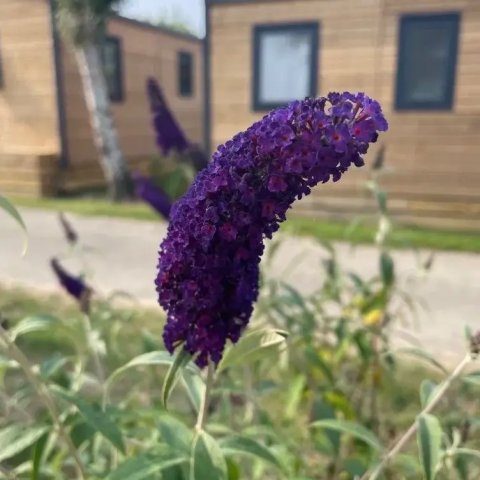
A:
259;31;312;104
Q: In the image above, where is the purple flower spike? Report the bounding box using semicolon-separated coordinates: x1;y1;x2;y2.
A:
147;78;208;171
147;78;189;155
51;258;91;313
156;92;388;368
133;172;172;220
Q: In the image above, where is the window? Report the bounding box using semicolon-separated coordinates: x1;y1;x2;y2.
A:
253;22;319;111
101;36;123;102
395;13;460;110
178;51;193;97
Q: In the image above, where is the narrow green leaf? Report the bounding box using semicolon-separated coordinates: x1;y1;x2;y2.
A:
462;372;480;387
11;315;61;341
417;414;442;480
40;353;68;380
454;448;480;462
52;387;125;453
0;194;28;254
162;349;192;409
219;435;284;472
31;432;49;480
310;419;382;450
181;369;204;414
420;380;438;408
226;458;240;480
380;251;394;286
105;350;199;397
454;454;469;480
391;454;422;477
106;451;187;480
304;347;334;385
158;415;193;454
190;431;227;480
0;425;48;463
343;458;368;477
390;348;448;374
285;374;306;419
218;329;288;373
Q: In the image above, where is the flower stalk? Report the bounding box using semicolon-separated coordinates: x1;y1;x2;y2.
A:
0;324;86;480
363;353;473;480
81;313;105;384
195;361;215;432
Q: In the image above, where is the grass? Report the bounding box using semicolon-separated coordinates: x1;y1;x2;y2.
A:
13;195;159;222
283;216;480;253
11;195;480;252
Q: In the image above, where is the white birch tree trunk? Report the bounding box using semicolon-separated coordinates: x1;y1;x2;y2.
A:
74;43;130;200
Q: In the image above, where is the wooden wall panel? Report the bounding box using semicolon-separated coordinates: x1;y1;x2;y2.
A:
0;0;59;155
61;17;204;190
209;0;480;230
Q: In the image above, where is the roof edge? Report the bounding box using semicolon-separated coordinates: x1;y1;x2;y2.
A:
111;14;203;42
207;0;280;4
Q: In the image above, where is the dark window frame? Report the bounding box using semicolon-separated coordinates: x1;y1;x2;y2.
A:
0;35;4;89
252;22;319;111
101;35;124;103
178;51;194;97
395;12;461;111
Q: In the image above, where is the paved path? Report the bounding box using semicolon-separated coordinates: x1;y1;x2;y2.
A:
2;208;480;365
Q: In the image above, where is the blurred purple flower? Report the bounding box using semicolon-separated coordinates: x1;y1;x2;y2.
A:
51;258;91;313
132;172;172;220
147;77;189;155
58;212;78;245
156;92;388;368
147;78;208;170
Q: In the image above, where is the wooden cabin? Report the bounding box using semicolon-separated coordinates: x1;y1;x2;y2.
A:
0;0;204;196
206;0;480;231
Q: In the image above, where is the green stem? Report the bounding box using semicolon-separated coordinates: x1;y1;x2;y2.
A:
0;325;86;480
82;313;105;384
364;354;472;480
195;361;215;432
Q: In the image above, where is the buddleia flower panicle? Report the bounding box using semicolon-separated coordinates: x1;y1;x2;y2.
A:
132;172;172;220
147;77;189;155
51;258;92;313
147;77;208;170
58;212;78;245
156;92;388;368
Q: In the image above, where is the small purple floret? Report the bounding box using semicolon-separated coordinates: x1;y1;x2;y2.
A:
156;92;388;367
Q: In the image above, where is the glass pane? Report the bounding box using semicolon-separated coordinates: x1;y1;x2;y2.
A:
178;52;193;96
102;40;119;100
259;30;313;104
402;20;455;104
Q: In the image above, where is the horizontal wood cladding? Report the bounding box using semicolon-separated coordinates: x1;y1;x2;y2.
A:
0;0;59;155
209;0;480;230
0;153;59;196
61;16;204;189
60;157;150;191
